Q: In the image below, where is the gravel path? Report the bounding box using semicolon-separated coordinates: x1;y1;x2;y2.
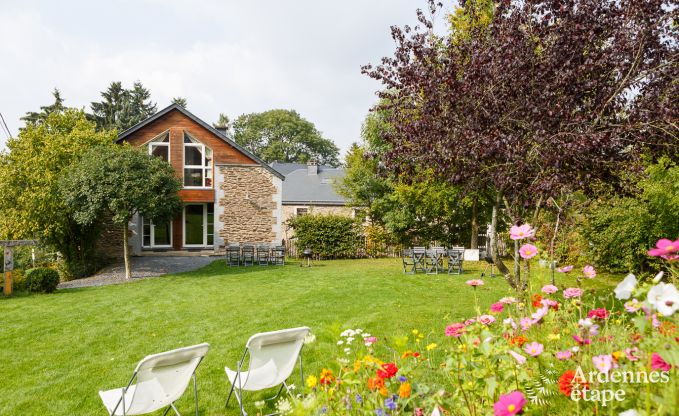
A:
58;256;223;289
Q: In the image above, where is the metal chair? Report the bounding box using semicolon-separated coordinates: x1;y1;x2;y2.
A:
226;244;241;266
256;245;270;265
272;246;285;265
412;246;426;273
99;343;210;416
425;247;446;274
447;247;465;275
401;249;416;274
241;245;255;266
225;327;310;416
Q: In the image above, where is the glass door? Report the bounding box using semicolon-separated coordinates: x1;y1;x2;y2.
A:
183;203;215;247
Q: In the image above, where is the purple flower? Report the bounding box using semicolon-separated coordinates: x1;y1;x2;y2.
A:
385;397;397;411
398;376;407;383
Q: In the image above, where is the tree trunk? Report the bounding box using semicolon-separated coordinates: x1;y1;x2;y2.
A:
470;198;479;249
123;222;131;279
490;191;513;286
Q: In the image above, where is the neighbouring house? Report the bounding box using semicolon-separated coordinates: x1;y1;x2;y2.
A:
270;161;356;241
102;104;284;256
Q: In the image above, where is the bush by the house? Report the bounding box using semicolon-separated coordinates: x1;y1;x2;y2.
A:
24;267;60;293
287;214;362;259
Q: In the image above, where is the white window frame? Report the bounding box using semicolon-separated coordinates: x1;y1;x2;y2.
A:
142;218;173;248
183;133;213;189
182;203;214;247
145;131;170;162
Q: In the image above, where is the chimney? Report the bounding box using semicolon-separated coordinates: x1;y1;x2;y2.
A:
307;159;318;175
215;127;228;135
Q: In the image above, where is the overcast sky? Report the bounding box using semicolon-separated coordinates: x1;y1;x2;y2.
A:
0;0;452;157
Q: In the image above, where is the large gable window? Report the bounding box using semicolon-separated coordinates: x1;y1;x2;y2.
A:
148;132;170;161
183;133;213;188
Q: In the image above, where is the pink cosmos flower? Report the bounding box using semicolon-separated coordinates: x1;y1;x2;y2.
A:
555;350;572;360
583;265;596;279
503;317;517;329
593;354;613;373
499;297;517;304
648;238;679;260
490;302;505;313
557;265;574;273
519;244;538;259
478;314;496;325
651;353;672;371
531;306;549;323
519;317;533;331
508;350;526;365
624;298;641;313
587;308;610;320
541;298;559;309
510;224;535;241
466;279;484;287
563;288;583;298
523;341;544;357
493;391;526;416
572;335;591;345
464;318;477;326
364;336;377;346
445;323;466;338
541;285;558;294
624;347;639;361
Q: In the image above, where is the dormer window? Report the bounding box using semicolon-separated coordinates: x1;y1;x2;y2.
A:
183;132;213;188
148;132;169;161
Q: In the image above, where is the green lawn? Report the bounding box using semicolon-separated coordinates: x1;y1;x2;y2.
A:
0;258;615;415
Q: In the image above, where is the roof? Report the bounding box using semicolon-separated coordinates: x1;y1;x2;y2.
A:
271;162;347;205
117;104;284;180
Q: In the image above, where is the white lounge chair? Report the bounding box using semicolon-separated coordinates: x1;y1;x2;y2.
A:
225;327;310;416
99;343;210;416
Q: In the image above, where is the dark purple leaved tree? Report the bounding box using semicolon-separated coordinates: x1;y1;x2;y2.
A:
364;0;678;289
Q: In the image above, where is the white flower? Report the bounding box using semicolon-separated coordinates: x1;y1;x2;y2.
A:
275;398;293;414
337;340;344;345
337;358;350;365
578;318;593;328
618;409;639;416
571;346;580;353
614;273;637;300
653;271;664;283
254;400;266;409
304;333;316;344
346;336;354;343
288;383;296;390
647;283;679;316
344;347;351;354
362;333;371;338
355;329;363;334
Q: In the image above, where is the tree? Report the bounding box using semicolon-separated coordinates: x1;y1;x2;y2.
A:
232;109;340;166
0;109;117;277
60;146;182;279
20;88;66;127
363;0;678;290
171;97;188;108
90;81;157;132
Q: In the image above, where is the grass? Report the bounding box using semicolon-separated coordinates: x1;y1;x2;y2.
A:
0;258;617;415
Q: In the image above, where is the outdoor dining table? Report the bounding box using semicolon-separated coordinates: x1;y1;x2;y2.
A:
425;248;446;274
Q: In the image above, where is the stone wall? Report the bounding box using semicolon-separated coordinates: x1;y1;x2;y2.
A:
218;165;281;245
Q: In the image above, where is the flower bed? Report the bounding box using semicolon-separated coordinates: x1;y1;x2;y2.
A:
281;237;679;415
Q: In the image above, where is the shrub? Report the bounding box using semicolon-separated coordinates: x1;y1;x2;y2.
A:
287;214;362;259
582;158;679;273
24;267;60;293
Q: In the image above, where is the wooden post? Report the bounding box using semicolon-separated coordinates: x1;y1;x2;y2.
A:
3;246;13;296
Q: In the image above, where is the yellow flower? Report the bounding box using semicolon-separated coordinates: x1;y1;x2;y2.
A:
306;375;317;389
412;329;419;335
612;351;623;361
399;382;412;398
379;386;388;397
363;355;384;366
547;333;561;341
426;343;438;351
458;344;467;352
353;360;361;372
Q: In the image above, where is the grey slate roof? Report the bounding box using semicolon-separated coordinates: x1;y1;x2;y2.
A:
270;162;347;205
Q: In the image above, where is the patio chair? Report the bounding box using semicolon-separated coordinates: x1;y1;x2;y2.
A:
99;343;210;416
447;247;465;275
425;246;446;275
272;246;285;265
241;244;255;267
401;249;416;274
256;245;270;265
226;244;241;266
412;246;426;273
225;327;310;416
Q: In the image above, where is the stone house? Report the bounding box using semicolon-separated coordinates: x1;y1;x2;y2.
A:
115;104;284;255
270;161;355;241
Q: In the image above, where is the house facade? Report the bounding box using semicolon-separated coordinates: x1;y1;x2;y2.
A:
115;104;284;255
